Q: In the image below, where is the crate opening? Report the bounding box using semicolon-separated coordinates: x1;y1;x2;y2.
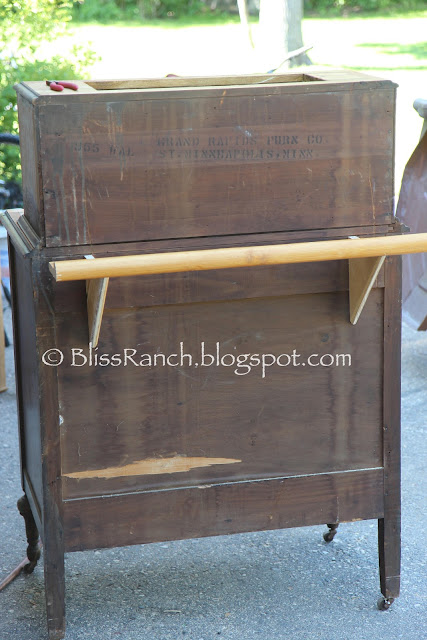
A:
86;74;323;91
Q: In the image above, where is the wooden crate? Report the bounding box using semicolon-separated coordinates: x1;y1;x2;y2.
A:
8;71;402;639
17;70;395;247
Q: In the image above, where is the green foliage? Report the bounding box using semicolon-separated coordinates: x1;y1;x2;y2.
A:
303;0;426;14
1;1;72;47
71;0;426;23
0;1;97;184
73;0;123;21
136;0;205;19
73;0;206;22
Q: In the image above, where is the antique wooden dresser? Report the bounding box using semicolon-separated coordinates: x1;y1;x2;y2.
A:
4;70;425;639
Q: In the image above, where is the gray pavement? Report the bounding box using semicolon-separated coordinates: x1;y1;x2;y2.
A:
0;300;426;640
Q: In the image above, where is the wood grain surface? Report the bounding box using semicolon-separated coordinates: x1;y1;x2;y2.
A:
379;255;402;601
15;75;395;247
10;70;402;632
57;286;384;500
63;469;384;552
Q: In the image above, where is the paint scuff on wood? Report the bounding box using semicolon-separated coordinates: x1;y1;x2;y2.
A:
64;455;241;479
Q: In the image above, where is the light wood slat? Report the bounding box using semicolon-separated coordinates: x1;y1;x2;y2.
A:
349;256;386;324
86;73;317;91
84;257;109;347
49;233;427;282
86;278;109;347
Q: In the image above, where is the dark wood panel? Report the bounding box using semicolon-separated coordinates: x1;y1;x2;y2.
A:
63;469;384;552
31;253;66;637
23;471;43;536
16;94;42;237
58;289;384;500
36;86;394;246
104;260;351;310
54;261;351;314
9;247;66;635
41;224;394;259
378;255;402;601
8;244;43;508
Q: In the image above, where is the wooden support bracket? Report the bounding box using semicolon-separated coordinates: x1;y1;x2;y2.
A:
348;235;386;325
349;255;386;325
84;256;109;348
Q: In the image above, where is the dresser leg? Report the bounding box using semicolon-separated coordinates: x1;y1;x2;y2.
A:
323;522;339;542
44;547;66;639
377;516;400;610
379;256;401;611
17;495;41;574
42;522;66;640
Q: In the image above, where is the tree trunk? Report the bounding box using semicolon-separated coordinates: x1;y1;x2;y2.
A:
287;0;311;67
258;0;310;70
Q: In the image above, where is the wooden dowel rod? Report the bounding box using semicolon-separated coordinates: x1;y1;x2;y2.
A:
49;233;427;282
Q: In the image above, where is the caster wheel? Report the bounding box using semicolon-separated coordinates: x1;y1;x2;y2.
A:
377;597;394;610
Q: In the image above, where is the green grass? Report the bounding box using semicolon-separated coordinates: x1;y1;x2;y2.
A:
71;8;427;29
304;6;427;19
66;9;427;73
71;2;427;26
303;14;427;71
59;12;426;81
71;12;245;29
354;41;427;68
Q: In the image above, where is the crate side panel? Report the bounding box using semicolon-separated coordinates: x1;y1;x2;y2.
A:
38;87;395;247
17;95;43;237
